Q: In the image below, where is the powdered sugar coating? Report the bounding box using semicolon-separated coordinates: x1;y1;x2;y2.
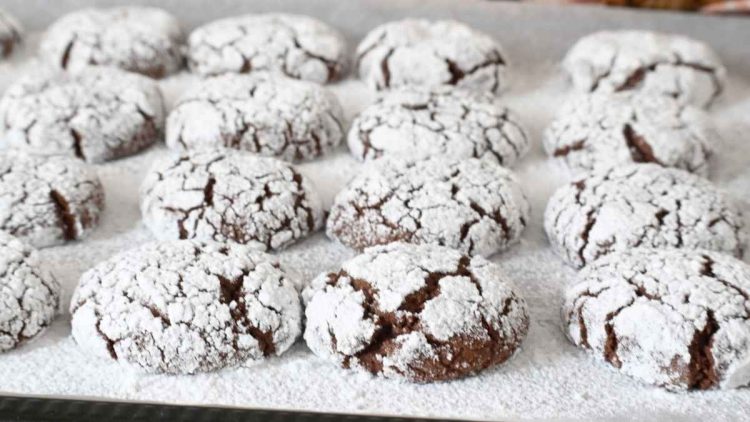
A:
348;86;528;165
544;93;716;176
563;30;726;108
0;9;21;59
188;14;347;83
563;248;750;390
545;164;746;268
70;240;302;374
40;7;185;78
327;157;529;257
304;242;529;382
356;19;508;94
166;74;344;161
141;149;323;251
0;151;104;248
0;232;59;352
0;67;165;163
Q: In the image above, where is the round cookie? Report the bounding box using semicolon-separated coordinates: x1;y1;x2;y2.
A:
544;164;746;269
0;232;59;352
356;19;508;93
327;157;530;257
187;14;347;83
0;151;105;248
0;9;21;59
544;93;716;176
70;240;302;374
563;248;750;390
166;74;344;161
40;7;184;78
141;149;323;251
348;86;529;165
563;30;726;108
304;242;529;382
0;67;164;163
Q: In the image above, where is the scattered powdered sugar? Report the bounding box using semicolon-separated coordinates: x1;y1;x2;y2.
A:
563;30;726;109
70;239;302;374
187;13;347;83
564;248;750;390
140;149;324;250
0;231;59;352
0;66;165;163
0;8;21;58
347;85;529;165
39;6;185;78
544;92;716;176
356;19;508;94
166;73;345;161
0;151;105;248
326;156;530;257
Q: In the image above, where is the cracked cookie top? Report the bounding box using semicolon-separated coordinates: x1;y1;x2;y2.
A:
0;151;105;248
0;232;60;352
544;164;746;269
304;242;529;382
563;248;750;390
187;13;347;83
70;240;302;374
0;67;165;163
0;9;21;59
327;156;529;257
356;19;508;94
40;7;185;78
544;93;716;176
141;149;323;251
563;30;726;108
347;86;529;165
166;74;344;161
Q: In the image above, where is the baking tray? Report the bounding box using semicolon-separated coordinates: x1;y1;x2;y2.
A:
0;1;749;421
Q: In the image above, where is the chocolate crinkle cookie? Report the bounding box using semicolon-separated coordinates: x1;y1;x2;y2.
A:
564;248;750;390
356;19;508;94
563;30;726;108
0;9;21;59
304;242;529;382
544;93;716;176
347;86;529;165
166;74;344;161
327;156;530;257
0;232;59;352
141;149;323;251
187;14;347;83
545;163;746;269
70;240;302;374
40;7;184;78
0;67;164;163
0;151;104;248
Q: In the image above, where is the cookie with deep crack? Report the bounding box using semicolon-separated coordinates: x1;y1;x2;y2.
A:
141;149;323;251
0;151;105;248
0;232;59;352
0;9;21;59
544;164;746;269
70;240;302;374
348;86;528;165
563;30;726;108
356;19;508;93
544;93;716;176
40;7;184;78
166;74;344;161
327;157;530;257
187;14;347;83
304;242;529;382
563;248;750;390
0;67;164;163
